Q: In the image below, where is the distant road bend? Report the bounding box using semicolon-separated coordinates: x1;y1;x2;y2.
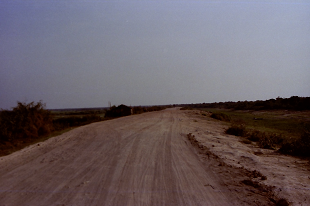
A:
0;108;241;205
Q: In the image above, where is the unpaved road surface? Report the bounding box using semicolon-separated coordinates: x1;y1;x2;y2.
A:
0;108;308;205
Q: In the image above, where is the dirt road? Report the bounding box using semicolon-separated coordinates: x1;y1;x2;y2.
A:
0;108;301;205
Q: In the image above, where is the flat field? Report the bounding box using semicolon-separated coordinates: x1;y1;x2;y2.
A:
200;108;310;139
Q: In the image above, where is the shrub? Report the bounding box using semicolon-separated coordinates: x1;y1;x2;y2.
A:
132;106;146;114
0;101;53;142
227;125;285;149
239;129;283;149
257;133;275;149
258;132;284;150
268;133;284;145
279;131;310;157
210;112;231;122
226;124;247;136
105;104;131;118
248;130;263;142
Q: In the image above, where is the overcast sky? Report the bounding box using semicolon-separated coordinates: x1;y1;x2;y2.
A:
1;0;309;109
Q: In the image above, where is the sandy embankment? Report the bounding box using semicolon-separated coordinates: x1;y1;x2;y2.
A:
184;110;310;206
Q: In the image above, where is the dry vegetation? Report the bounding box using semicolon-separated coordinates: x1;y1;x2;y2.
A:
203;109;310;157
210;112;231;122
0;102;105;156
0;102;54;156
0;102;169;156
132;105;169;114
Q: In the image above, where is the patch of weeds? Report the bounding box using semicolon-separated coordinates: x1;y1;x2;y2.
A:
279;131;310;157
258;134;276;149
228;124;286;150
225;124;247;137
210;112;231;122
247;130;284;150
248;130;263;142
259;133;284;149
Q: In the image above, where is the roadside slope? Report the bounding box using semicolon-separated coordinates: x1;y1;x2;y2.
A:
183;109;310;206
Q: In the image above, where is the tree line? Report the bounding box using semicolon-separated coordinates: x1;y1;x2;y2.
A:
177;96;310;110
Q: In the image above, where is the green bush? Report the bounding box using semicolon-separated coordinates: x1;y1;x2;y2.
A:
211;112;231;122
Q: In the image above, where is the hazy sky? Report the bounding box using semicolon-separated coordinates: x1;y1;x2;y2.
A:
1;0;309;109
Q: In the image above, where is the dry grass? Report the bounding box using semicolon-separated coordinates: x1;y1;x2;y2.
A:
0;101;53;142
201;108;310;156
201;108;310;138
210;112;231;122
0;102;106;157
